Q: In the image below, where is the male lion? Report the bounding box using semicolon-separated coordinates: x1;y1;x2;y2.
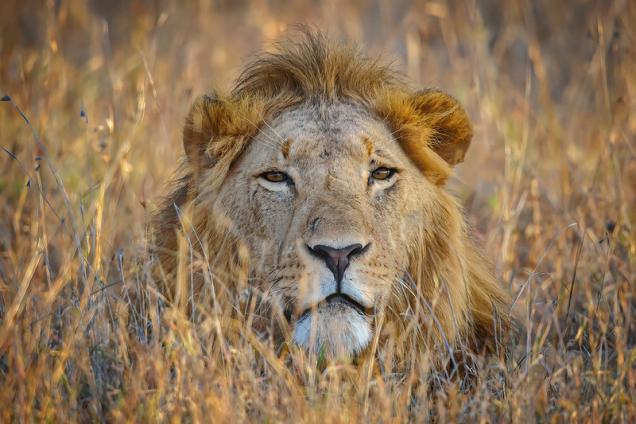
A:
153;32;511;361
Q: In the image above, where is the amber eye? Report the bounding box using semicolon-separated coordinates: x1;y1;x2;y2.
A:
370;167;395;181
260;171;289;183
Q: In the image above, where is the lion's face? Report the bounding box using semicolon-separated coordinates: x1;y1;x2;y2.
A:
157;32;511;362
213;102;434;357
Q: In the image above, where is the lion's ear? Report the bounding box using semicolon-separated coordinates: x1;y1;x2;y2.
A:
183;94;222;169
183;94;264;176
409;89;473;166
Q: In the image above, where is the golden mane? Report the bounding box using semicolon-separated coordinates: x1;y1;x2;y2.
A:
231;31;401;103
153;30;511;365
176;31;471;188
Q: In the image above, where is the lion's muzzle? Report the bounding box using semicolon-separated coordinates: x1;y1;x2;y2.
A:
306;242;370;288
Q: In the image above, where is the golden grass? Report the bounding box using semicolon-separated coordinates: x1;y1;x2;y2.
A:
1;0;635;421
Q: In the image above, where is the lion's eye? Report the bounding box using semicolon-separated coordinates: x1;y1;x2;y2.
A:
260;171;289;183
370;167;395;181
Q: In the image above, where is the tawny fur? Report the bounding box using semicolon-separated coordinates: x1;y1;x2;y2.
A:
152;30;511;363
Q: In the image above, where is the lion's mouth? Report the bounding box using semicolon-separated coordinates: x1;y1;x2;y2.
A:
297;293;372;319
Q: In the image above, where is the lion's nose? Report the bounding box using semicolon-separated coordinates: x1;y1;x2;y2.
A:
307;243;369;287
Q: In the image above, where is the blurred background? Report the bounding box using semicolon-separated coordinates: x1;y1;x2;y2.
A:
0;0;634;421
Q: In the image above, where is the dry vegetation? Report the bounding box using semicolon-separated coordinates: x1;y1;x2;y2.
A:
1;0;635;422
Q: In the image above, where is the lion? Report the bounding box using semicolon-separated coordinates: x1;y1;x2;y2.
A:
152;31;511;363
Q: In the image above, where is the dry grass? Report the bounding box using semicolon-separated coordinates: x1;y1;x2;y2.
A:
1;0;635;422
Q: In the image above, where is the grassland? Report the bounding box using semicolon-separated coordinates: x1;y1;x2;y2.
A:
0;0;635;421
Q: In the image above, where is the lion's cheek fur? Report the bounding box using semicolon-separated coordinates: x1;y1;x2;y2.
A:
394;187;510;353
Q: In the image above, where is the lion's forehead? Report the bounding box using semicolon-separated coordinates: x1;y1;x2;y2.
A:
256;102;396;161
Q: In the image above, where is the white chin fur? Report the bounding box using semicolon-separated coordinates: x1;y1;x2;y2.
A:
293;303;372;358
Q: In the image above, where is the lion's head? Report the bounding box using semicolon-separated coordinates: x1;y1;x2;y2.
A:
154;31;511;360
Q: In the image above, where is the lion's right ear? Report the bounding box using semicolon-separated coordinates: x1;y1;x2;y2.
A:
408;89;473;167
183;94;221;169
375;88;473;185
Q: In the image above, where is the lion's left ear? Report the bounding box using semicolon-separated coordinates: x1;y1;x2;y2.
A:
409;89;473;167
183;94;222;170
183;94;264;183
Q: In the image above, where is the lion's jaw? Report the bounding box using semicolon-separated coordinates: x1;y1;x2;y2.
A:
213;102;425;358
293;299;372;358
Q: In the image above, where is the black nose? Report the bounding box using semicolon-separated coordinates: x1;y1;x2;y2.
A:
307;243;369;287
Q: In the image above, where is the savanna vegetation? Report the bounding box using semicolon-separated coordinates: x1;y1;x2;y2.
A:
0;0;634;421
